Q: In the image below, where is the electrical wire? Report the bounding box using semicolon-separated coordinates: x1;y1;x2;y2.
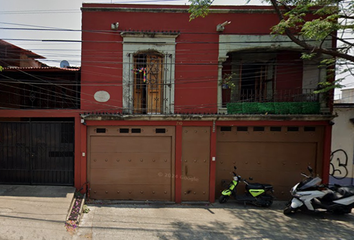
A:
0;19;352;109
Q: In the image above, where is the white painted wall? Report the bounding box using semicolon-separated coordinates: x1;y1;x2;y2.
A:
330;106;354;185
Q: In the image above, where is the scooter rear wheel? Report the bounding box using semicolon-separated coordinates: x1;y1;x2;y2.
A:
219;195;229;203
263;199;273;207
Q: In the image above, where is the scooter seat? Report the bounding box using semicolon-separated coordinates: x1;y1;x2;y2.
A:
247;183;272;190
337;186;354;197
321;190;343;201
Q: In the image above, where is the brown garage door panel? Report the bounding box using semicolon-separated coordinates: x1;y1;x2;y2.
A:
90;184;172;200
216;141;318;200
90;153;171;169
181;127;210;201
90;168;171;185
181;164;210;183
88;126;175;201
218;127;324;143
217;142;317;169
91;136;171;153
181;181;209;200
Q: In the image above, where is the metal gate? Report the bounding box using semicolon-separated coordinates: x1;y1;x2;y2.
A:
0;121;74;185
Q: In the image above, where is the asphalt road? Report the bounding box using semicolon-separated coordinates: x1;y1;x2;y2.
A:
74;201;354;240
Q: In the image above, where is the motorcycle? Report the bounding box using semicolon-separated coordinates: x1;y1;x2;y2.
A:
219;166;274;207
284;166;354;215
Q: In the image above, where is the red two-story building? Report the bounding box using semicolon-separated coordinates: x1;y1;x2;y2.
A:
79;3;333;202
0;4;334;203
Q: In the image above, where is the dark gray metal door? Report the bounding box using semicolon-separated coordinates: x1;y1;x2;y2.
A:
0;121;74;185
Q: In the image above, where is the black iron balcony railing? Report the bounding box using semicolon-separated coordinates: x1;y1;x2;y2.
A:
223;88;318;106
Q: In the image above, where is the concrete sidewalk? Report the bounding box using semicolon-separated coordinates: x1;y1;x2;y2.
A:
0;185;75;240
0;187;353;240
74;201;354;240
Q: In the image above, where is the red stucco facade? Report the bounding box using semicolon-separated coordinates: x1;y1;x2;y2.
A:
81;4;285;113
0;4;334;203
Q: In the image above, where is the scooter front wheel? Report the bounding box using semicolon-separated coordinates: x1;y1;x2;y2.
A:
283;206;297;215
219;195;230;203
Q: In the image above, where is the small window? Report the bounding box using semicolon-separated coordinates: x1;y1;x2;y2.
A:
119;128;129;133
237;127;248;131
156;128;166;133
220;126;232;132
304;127;316;132
287;127;299;132
253;127;264;132
96;128;106;133
270;127;281;132
131;128;141;133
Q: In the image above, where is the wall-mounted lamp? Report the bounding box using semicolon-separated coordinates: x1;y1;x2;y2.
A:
216;21;231;32
111;22;119;30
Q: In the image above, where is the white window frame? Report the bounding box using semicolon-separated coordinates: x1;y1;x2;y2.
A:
121;32;179;114
218;35;332;113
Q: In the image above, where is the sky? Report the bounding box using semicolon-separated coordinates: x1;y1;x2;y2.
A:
0;0;250;67
0;0;352;99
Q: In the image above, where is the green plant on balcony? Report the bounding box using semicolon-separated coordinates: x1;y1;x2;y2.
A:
227;102;320;114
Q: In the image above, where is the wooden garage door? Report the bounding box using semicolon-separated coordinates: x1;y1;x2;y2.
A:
88;126;174;201
181;126;210;201
216;126;324;200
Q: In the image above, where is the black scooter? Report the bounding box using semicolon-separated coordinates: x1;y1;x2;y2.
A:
219;166;274;207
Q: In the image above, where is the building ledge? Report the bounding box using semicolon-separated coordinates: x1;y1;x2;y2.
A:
81;113;334;122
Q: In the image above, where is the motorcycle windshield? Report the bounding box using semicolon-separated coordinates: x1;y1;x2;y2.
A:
298;177;322;190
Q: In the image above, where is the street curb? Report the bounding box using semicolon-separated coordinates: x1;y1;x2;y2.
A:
65;193;86;232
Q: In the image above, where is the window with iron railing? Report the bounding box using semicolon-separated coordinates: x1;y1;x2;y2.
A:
125;50;174;115
121;31;178;115
133;53;164;114
221;51;318;107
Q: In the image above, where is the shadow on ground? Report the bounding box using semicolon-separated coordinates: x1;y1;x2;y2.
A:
0;185;74;198
76;200;354;240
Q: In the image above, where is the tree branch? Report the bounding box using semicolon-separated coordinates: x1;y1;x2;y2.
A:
269;0;354;62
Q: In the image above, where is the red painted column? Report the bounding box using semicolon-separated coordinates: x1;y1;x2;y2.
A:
209;121;217;203
322;123;332;184
74;116;82;190
175;123;182;203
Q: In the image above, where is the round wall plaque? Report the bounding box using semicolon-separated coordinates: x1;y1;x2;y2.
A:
94;91;110;102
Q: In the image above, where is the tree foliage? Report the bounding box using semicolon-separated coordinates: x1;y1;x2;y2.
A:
188;0;354;91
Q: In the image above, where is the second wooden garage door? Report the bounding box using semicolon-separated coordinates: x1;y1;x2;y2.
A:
88;126;174;201
216;126;324;200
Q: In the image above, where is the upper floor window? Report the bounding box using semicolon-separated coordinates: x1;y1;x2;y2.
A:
217;35;328;113
222;52;275;107
133;52;164;114
121;31;179;115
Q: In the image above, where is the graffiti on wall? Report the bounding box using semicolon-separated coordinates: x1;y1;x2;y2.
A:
330;149;349;179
